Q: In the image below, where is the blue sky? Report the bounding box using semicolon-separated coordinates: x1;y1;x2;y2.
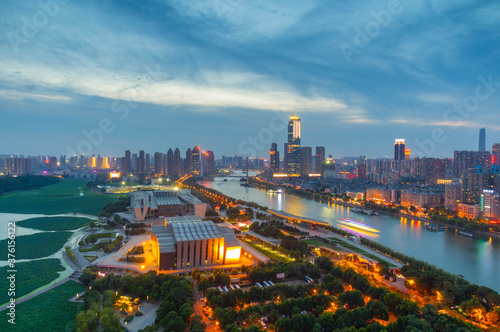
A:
1;0;500;159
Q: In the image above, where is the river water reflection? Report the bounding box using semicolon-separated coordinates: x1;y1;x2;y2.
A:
200;171;500;292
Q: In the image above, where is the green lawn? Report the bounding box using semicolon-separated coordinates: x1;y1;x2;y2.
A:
242;239;293;263
0;179;118;215
0;259;65;305
0;281;85;332
17;216;93;231
0;231;72;260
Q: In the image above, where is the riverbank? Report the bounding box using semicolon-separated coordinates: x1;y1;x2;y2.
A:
248;179;500;240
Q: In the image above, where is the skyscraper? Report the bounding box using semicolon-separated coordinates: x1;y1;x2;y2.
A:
185;148;192;175
283;143;289;173
300;146;312;175
138;150;145;174
122;150;131;176
479;128;486;152
287;115;301;174
174;148;182;176
270;143;279;173
192;146;201;175
167;149;174;176
394;139;405;161
315;146;325;174
154;152;164;175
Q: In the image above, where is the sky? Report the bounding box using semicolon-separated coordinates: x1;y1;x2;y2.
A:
1;0;500;160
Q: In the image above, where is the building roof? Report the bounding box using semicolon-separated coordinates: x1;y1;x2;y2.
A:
154;191;183;205
131;189;203;209
152;215;239;252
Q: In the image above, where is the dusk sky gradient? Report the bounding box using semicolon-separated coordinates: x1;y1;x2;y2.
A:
1;0;500;159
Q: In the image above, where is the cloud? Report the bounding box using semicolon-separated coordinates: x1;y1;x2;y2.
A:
0;90;72;102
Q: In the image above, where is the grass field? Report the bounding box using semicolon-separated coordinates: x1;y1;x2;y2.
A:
242;239;293;263
0;280;85;331
17;216;93;231
0;259;65;305
84;256;98;262
0;231;72;260
0;179;118;215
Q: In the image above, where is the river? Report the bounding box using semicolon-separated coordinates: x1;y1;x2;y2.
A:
200;171;500;292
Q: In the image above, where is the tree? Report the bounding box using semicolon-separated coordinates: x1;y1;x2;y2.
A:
338;290;365;309
366;300;389;321
409;206;417;212
198;277;211;294
315;256;333;271
230;268;239;275
179;303;193;321
191;267;201;281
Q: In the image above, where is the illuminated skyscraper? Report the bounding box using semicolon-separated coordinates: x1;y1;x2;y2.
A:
270;143;279;173
479;128;486;152
192;145;201;175
287;115;301;174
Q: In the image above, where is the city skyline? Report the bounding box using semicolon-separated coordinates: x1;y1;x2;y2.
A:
2;1;500;158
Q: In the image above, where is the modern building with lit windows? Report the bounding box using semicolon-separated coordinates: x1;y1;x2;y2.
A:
287;115;301;174
131;189;207;222
151;216;241;271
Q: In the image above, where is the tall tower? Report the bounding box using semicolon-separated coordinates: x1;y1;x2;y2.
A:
270;143;279;173
287;115;301;174
394;139;405;161
315;146;325;174
167;149;174;176
192;145;201;175
479;128;486;152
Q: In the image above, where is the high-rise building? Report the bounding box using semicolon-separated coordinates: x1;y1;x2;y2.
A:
283;143;289;173
315;146;325;174
405;148;411;160
300;146;312;175
167;149;174;176
154;152;164;175
445;180;462;212
479;128;486;152
174;148;182;176
270;143;279;173
394;139;405;162
185;148;192;175
122;150;131;176
482;189;500;220
137;150;145;174
357;163;367;179
203;150;215;175
287;115;301;174
493;143;500;155
192;146;201;175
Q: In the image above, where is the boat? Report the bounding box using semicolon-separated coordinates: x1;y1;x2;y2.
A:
458;230;474;238
424;223;445;232
223;179;228;181
338;218;380;233
267;189;283;194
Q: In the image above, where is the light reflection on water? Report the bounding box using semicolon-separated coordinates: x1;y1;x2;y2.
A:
201;172;500;292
